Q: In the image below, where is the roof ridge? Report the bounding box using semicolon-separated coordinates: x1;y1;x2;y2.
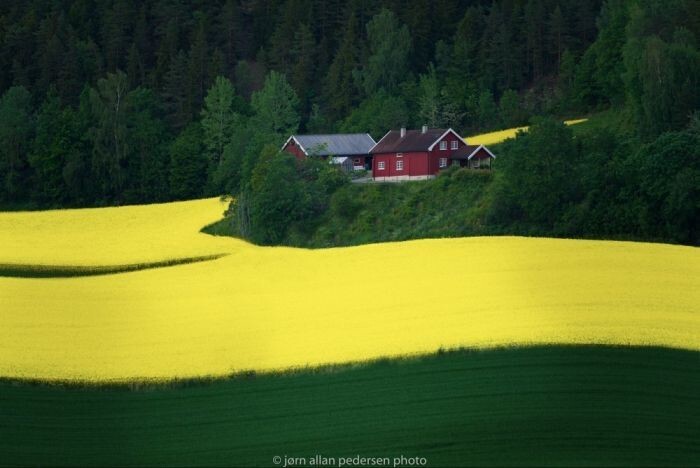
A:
294;133;373;137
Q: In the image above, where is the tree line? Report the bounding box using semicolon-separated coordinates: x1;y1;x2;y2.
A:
0;0;698;243
2;0;604;207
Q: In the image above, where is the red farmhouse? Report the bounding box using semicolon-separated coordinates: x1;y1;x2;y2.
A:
370;126;495;181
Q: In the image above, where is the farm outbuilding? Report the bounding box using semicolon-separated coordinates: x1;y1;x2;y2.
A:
282;134;377;170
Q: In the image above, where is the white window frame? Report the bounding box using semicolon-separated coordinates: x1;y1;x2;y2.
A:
396;152;403;158
473;159;481;168
439;157;448;168
396;160;404;171
377;161;386;170
439;141;447;150
451;140;459;150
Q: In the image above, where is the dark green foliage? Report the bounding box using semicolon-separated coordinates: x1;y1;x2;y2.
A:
476;89;500;130
623;0;700;137
241;147;348;245
200;76;240;168
573;0;629;107
87;70;130;200
499;89;527;127
28;90;74;204
250;71;300;138
322;11;362;124
0;346;698;466
169;123;207;200
359;8;412;96
247;148;308;244
492;118;579;227
210;168;492;247
0;86;34;203
631;126;700;244
340;90;410;139
122;87;170;203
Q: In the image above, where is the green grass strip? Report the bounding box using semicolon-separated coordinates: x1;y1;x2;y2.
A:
0;253;228;278
0;345;698;466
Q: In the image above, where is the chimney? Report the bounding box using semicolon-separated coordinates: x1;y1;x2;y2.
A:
400;127;406;138
422;124;428;134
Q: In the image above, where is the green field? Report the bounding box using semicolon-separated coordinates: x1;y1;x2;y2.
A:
1;345;698;467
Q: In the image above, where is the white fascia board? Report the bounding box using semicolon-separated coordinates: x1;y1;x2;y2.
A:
368;130;393;153
427;128;465;151
467;144;497;160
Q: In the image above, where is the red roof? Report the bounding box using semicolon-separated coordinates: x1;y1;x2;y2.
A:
371;128;450;153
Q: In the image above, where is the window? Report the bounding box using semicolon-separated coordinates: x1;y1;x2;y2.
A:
439;158;448;168
439;141;447;150
354;158;360;164
377;161;385;170
451;140;459;150
396;152;403;157
473;159;481;168
396;160;404;171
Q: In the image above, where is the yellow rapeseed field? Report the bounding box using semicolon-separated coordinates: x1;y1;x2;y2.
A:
0;197;697;382
0;198;232;266
466;119;588;145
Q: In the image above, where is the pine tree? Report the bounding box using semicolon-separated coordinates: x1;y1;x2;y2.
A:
418;64;442;127
125;88;170;203
322;11;361;123
289;24;317;115
35;12;66;96
154;16;181;88
162;50;191;131
201;76;239;166
188;13;209;114
360;8;411;95
499;89;524;127
548;5;567;70
169;122;207;200
0;86;34;202
29;90;70;203
219;0;242;73
101;0;133;72
58;36;85;105
126;43;144;89
524;0;546;81
476;89;499;130
402;0;431;69
251;71;300;138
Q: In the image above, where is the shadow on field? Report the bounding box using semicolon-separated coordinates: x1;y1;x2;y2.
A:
0;253;228;278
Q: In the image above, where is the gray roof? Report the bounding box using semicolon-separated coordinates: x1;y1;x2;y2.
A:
288;134;376;156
